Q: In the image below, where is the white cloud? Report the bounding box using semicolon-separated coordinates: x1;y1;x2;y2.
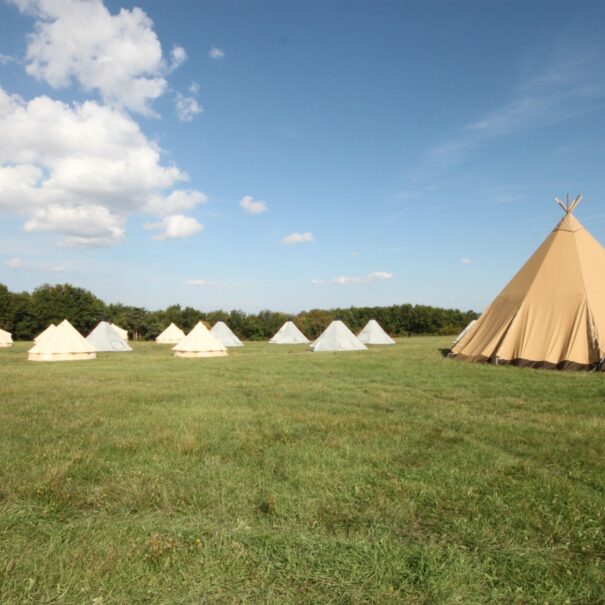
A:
24;204;125;247
186;279;216;287
145;214;203;240
0;87;205;245
9;0;184;116
281;232;314;245
312;271;394;286
240;195;268;215
170;46;187;71
209;47;225;60
461;258;472;265
5;257;24;269
0;54;19;65
145;189;208;216
175;92;202;122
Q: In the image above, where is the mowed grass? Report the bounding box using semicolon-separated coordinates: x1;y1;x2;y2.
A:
0;338;604;604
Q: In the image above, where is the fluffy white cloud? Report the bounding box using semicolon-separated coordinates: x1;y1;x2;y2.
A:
186;279;216;287
145;214;203;240
461;258;473;265
23;204;125;247
312;271;394;286
9;0;182;115
209;47;225;60
145;189;208;216
281;232;314;245
5;257;24;269
240;195;268;215
175;92;202;122
0;87;206;244
170;46;187;71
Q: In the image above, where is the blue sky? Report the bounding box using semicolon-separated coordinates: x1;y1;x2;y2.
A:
1;0;605;313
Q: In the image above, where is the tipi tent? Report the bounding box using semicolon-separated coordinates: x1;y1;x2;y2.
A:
269;321;309;344
172;321;228;358
451;195;605;370
87;321;133;352
34;324;56;343
211;321;243;347
357;319;395;345
28;319;96;362
453;319;477;345
0;327;12;348
156;323;186;344
310;320;367;352
110;323;129;341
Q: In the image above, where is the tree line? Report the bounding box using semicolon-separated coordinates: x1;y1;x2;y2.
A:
0;283;478;341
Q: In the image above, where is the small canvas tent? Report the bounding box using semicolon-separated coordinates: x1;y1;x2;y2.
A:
0;327;13;348
156;323;186;344
357;319;395;345
28;319;96;362
172;321;228;358
451;195;605;370
310;320;367;352
34;324;56;343
87;321;133;352
110;323;129;341
453;319;477;345
211;321;243;347
269;321;309;344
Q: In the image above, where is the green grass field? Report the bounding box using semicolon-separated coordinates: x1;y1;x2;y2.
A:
1;338;604;604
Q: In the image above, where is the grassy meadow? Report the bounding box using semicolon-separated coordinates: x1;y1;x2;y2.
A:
0;337;604;604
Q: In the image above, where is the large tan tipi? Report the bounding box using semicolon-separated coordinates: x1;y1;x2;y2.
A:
28;319;96;362
172;321;228;358
450;196;605;370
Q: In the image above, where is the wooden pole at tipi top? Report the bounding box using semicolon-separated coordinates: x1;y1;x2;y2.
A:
555;193;583;214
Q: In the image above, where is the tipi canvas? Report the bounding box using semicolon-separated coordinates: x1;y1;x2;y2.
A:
310;320;367;352
87;321;133;352
110;323;129;341
357;320;395;345
451;196;605;370
172;321;228;358
156;323;186;344
28;319;96;362
269;321;309;344
34;324;56;343
453;319;477;345
0;327;12;348
211;321;243;347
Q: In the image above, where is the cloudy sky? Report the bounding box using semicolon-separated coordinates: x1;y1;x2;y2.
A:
1;0;605;313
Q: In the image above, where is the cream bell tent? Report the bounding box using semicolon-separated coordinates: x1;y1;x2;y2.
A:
110;323;128;341
0;328;13;348
156;323;186;344
211;321;243;347
172;321;228;358
357;319;395;345
28;319;96;362
453;319;477;345
269;321;310;344
451;195;605;370
87;321;133;352
310;320;367;352
34;323;56;343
